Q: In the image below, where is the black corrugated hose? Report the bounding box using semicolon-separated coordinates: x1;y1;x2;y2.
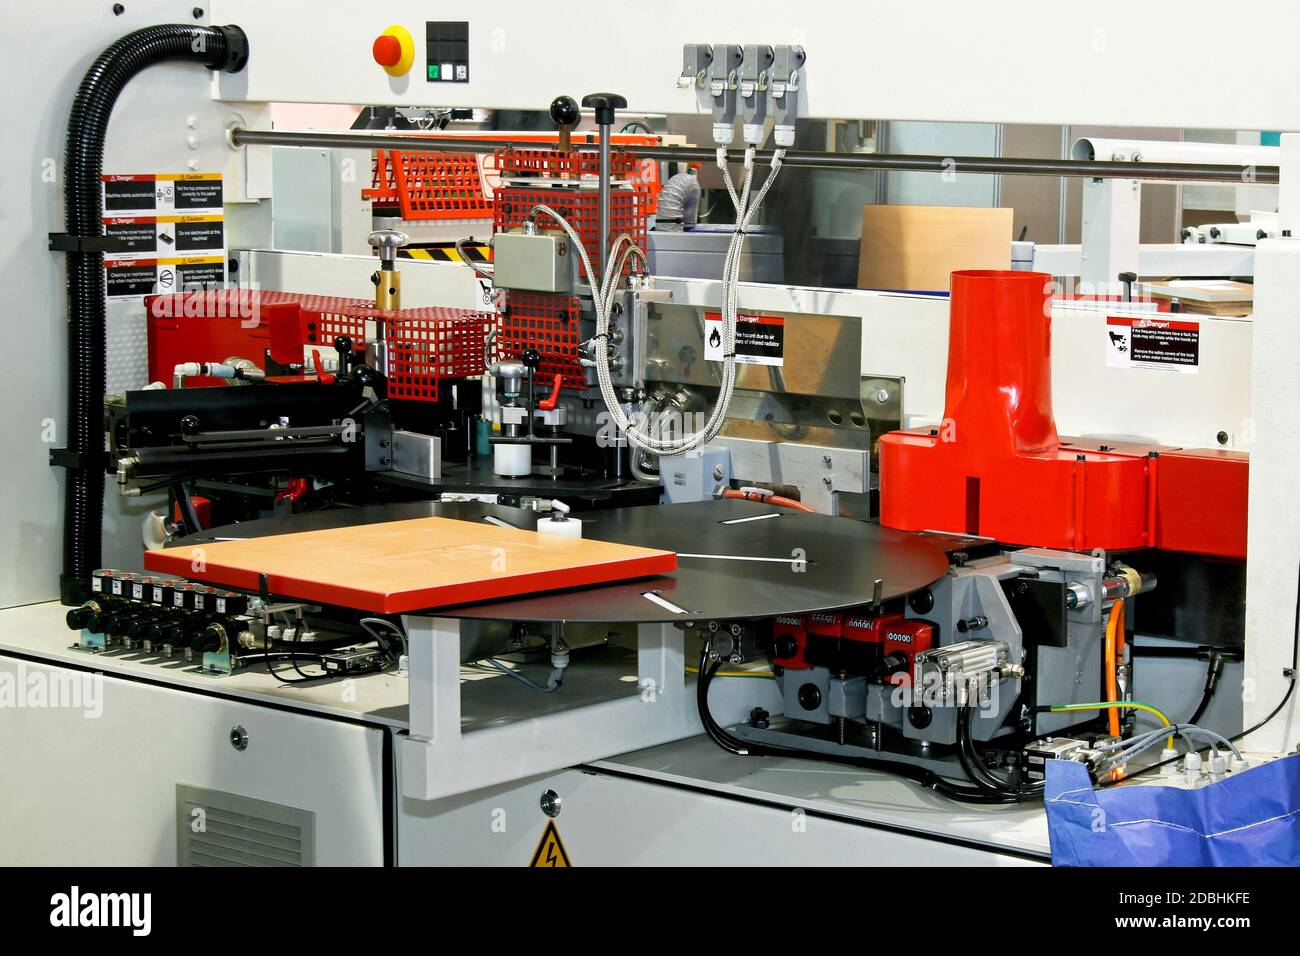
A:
58;24;247;604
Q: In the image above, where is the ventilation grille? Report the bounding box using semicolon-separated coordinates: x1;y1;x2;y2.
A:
176;784;315;867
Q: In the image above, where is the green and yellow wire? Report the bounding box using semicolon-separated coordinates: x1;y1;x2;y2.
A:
1050;700;1174;748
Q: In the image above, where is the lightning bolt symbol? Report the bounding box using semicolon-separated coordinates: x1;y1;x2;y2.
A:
545;843;558;865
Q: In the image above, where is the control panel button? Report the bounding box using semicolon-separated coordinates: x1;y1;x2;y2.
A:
372;34;402;68
372;25;415;77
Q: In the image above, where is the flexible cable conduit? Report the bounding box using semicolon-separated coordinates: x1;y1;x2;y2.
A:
59;23;247;603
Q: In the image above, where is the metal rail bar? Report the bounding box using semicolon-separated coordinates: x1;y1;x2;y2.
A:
230;127;1278;184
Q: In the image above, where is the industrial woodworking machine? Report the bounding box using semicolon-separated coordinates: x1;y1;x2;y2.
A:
1;1;1297;866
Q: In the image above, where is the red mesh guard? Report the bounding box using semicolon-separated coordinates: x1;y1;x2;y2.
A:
498;292;586;390
489;147;652;392
145;289;490;402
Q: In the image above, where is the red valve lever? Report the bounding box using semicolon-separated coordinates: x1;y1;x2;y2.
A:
311;348;336;384
538;374;563;411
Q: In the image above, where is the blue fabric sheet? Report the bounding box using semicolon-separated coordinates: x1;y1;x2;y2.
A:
1044;754;1300;866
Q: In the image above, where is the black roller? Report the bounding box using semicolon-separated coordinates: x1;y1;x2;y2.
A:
58;23;247;604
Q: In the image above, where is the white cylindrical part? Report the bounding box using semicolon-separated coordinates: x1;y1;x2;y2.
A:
493;443;532;478
537;515;582;539
1070;137;1279;169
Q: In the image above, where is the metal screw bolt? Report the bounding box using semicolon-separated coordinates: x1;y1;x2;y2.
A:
230;725;248;751
874;389;890;404
539;789;561;818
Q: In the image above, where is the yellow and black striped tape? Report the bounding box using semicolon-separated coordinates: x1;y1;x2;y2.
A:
399;243;492;264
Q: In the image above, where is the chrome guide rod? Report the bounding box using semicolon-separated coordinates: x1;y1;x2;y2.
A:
229;128;1279;183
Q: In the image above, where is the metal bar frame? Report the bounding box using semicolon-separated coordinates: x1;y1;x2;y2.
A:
398;616;700;800
229;128;1276;184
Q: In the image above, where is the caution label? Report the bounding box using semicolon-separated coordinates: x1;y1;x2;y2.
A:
103;215;224;259
702;311;785;367
1106;316;1199;374
528;820;571;867
101;174;225;300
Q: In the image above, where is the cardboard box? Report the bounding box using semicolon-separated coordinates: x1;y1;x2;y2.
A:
857;205;1013;292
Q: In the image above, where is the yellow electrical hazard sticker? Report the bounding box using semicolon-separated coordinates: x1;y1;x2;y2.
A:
529;820;571;867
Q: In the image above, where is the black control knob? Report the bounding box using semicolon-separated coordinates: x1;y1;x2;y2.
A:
549;95;580;128
774;633;799;659
159;623;186;647
191;625;225;655
797;682;822;711
126;616;157;641
520;349;542;370
908;705;933;729
66;604;101;631
107;612;147;639
350;364;378;387
581;92;626;127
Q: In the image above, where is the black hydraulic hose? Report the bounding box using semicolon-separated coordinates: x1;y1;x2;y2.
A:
958;706;1046;802
1189;652;1229;725
695;644;1011;803
58;23;248;604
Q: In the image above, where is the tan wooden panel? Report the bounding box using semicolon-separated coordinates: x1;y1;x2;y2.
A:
143;516;676;614
857;205;1013;292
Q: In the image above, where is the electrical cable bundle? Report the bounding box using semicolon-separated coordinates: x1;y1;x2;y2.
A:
1104;566;1299;786
529;144;785;456
694;642;1030;804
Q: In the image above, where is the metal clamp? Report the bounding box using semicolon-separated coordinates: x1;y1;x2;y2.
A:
48;233;130;254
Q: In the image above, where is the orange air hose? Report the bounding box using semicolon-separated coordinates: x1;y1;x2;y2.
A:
1104;599;1125;736
720;488;817;513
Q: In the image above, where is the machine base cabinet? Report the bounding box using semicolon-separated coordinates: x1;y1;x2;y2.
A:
0;656;387;866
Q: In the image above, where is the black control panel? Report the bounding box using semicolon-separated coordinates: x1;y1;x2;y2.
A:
425;21;469;83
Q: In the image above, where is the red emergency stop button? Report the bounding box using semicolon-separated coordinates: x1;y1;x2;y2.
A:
373;34;402;68
372;25;414;76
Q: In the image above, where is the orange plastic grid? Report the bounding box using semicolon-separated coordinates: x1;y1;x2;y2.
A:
494;147;637;180
363;138;662;221
363;150;494;221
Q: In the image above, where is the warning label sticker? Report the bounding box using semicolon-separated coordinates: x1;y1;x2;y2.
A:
101;174;224;300
105;256;226;299
528;820;571;867
103;215;225;259
702;311;785;367
102;173;223;216
1106;316;1199;374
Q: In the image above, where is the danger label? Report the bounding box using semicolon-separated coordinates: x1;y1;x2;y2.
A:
105;256;225;298
101;174;224;300
102;173;223;215
103;215;224;258
1106;316;1199;374
702;311;785;367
